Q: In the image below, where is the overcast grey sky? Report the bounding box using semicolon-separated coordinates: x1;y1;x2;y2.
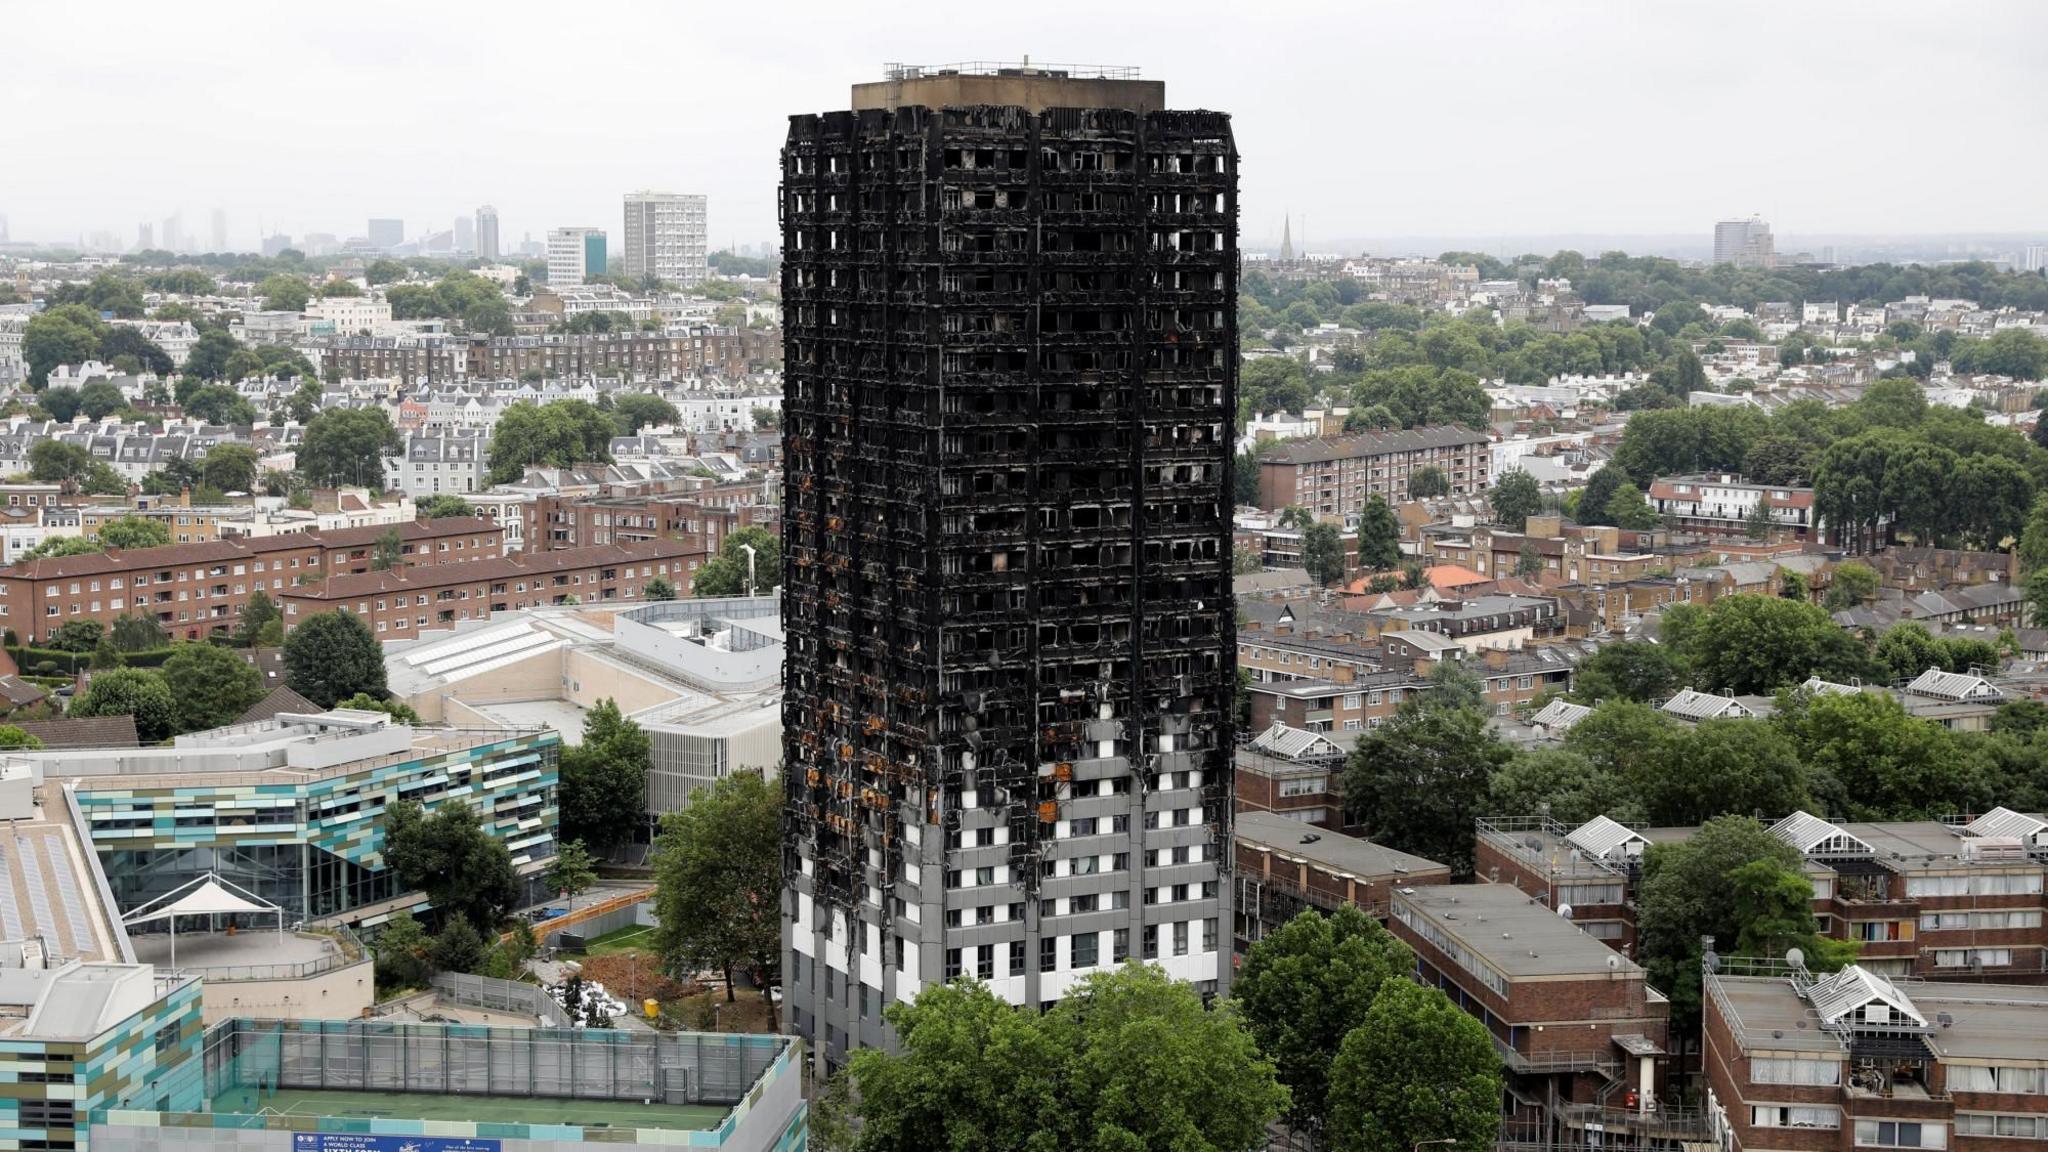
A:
3;0;2043;254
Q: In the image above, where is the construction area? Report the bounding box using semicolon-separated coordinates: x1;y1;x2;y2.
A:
781;63;1241;1062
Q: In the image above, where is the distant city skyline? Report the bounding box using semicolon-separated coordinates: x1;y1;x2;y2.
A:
1;1;2044;251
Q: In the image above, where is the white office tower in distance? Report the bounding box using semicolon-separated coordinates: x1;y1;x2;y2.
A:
1713;215;1775;269
622;192;709;287
477;205;500;262
546;227;606;287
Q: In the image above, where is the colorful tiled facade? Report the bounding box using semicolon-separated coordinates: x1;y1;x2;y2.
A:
70;730;561;924
0;974;205;1151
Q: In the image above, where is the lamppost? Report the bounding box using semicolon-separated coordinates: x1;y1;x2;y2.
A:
737;543;757;596
627;950;638;1005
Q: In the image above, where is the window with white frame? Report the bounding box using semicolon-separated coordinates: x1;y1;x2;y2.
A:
1752;1105;1840;1129
1854;1120;1943;1149
1750;1057;1840;1086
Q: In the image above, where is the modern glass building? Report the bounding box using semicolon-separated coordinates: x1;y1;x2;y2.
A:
49;717;561;926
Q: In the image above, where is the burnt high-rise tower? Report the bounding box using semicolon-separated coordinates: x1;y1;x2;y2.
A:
780;64;1237;1065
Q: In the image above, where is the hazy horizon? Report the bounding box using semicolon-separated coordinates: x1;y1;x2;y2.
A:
2;0;2043;254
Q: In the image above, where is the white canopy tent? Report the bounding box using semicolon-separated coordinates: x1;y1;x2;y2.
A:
120;873;285;970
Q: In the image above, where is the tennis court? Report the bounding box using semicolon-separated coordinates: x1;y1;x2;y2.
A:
210;1086;728;1130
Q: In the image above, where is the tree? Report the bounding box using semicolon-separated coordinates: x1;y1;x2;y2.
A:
298;407;402;489
40;386;82;422
1515;538;1543;578
1409;465;1450;499
1301;520;1346;587
1643;718;1809;827
22;305;107;387
29;441;95;484
544;839;599;900
98;516;170;551
336;692;421;724
1775;690;1977;819
691;528;781;598
99;328;174;378
364;259;408;286
1236;907;1412;1141
372;910;437;990
485;400;616;484
318;279;364;298
1488;747;1638;826
611;393;680;435
652;772;780;1002
159;643;265;734
1825;561;1879;610
1605;481;1660;530
90;632;124;671
181;329;244;382
560;699;651;852
69;668;176;743
1330;496;1394;576
110;614;167;652
283;610;386;707
382;800;520;932
257;274;311;313
1570;641;1686;704
430;916;488;975
51;619;105;653
20;535;103;562
0;727;43;751
77;378;126;421
842;967;1286;1152
1490;468;1542;529
1745;495;1775;540
237;590;280;645
1637;816;1834;1040
200;444;259;493
1574;466;1624;526
1670;594;1873;695
1326;980;1502;1152
1345;696;1508;875
643;574;676;601
369;528;404;572
416;494;476;519
285;380;324;424
1745;433;1816;486
184;385;259;425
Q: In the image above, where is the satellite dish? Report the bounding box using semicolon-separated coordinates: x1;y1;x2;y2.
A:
1606;954;1621;971
1702;950;1720;974
1786;947;1806;970
1558;903;1574;921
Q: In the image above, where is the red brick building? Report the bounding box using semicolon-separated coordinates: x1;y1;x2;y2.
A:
277;539;703;639
1234;810;1448;950
1704;964;2048;1152
0;518;503;644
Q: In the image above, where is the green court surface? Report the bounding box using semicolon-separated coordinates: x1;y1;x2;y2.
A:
210;1087;727;1130
581;923;658;956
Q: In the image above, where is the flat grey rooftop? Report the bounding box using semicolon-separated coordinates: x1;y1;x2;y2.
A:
131;929;338;972
1396;882;1647;980
1236;811;1448;880
1710;975;2048;1062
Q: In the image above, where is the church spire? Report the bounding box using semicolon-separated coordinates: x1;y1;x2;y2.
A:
1279;214;1294;262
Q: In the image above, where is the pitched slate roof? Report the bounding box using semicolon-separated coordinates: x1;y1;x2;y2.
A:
235;684;322;725
11;716;140;749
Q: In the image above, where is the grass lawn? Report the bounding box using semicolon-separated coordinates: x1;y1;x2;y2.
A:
579;923;658;957
209;1086;726;1130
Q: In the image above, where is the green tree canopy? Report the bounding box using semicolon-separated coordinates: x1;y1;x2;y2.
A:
257;274;311;312
22;305;109;386
691;527;781;597
559;699;650;852
98;516;171;551
1236;906;1413;1139
1667;594;1873;695
1354;496;1401;571
651;772;780;1001
1300;520;1346;586
1345;693;1509;876
842;966;1286;1152
1326;980;1503;1152
383;800;520;932
298;407;402;488
283;610;387;707
611;393;680;435
485;400;616;484
416;494;476;519
160;642;265;734
1570;641;1686;704
70;668;176;743
1490;469;1542;529
200;444;260;493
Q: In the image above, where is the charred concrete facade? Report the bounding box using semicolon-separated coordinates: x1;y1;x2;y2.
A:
780;66;1238;1065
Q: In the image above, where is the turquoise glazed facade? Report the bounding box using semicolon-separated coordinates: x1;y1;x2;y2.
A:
74;731;562;923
